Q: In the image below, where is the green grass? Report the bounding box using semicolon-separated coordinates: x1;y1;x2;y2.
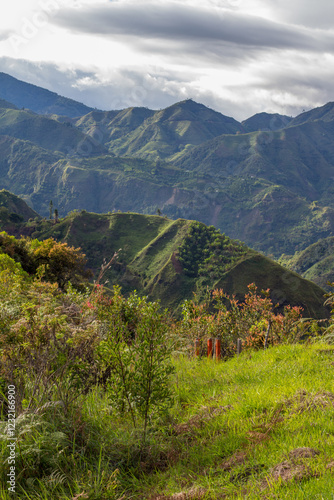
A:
2;343;334;499
149;344;334;499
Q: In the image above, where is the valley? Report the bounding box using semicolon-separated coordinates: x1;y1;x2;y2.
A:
1;72;334;500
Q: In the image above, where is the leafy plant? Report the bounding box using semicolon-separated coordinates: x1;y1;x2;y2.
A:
176;284;308;357
94;285;175;445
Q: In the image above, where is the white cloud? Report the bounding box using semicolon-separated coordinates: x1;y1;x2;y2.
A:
0;0;334;120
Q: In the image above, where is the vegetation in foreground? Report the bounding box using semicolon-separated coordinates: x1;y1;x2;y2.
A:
0;239;334;499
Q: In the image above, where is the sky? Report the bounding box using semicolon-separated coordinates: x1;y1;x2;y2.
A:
0;0;334;120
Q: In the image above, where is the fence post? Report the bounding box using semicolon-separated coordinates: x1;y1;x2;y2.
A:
195;339;200;357
215;338;221;361
207;338;213;358
237;338;242;355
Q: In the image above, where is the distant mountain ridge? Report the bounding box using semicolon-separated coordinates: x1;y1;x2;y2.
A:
75;99;245;161
0;72;95;117
0;105;106;155
241;112;292;133
0;96;334;258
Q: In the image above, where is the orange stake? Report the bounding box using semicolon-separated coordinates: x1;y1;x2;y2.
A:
207;338;213;358
215;338;221;361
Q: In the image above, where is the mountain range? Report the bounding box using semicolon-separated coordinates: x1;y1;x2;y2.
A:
0;72;334;290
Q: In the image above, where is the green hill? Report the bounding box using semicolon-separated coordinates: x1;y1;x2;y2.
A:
0;189;39;227
241;112;292;132
172;120;334;255
0;106;106;155
0;72;95;117
0;191;324;317
75;99;244;161
280;236;334;291
289;101;334;127
1;100;334;259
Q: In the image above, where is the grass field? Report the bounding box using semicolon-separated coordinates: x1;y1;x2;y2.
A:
2;342;334;499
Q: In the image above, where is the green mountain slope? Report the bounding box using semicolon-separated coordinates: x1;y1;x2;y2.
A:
172;120;334;254
1;103;334;258
0;189;39;228
280;236;334;291
76;99;244;161
0;72;94;117
0;106;106;155
0;98;18;110
241;112;292;132
289;101;334;127
75;107;155;142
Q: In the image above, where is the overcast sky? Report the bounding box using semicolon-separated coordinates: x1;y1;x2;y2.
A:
0;0;334;120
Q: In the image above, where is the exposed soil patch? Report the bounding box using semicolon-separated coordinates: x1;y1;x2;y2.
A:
288;447;320;460
284;389;334;413
174;405;232;436
219;451;247;471
152;487;209;499
270;460;310;482
263;446;320;487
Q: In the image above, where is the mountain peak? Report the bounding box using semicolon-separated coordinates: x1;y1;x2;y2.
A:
290;101;334;127
0;72;95;118
242;112;292;132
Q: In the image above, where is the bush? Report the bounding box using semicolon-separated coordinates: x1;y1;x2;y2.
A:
93;285;175;444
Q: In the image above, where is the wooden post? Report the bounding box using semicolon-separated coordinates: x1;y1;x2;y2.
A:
195;339;200;357
215;338;221;361
207;338;213;358
237;338;242;355
264;320;272;349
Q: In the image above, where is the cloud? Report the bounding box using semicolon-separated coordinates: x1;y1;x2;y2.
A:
261;0;334;29
2;54;334;122
53;2;331;53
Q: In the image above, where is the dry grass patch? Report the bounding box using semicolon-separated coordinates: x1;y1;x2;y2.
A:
152;487;209;499
284;389;334;413
288;447;320;460
174;406;232;436
218;451;247;471
262;447;320;488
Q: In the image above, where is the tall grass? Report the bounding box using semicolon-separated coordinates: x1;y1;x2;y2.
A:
1;343;334;499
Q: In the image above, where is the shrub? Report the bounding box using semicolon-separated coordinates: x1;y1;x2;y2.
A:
93;285;175;445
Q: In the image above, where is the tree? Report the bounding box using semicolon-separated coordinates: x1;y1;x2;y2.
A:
49;200;53;220
33;238;92;290
54;208;59;223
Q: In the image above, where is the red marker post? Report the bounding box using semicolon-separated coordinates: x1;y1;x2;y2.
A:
207;338;213;358
215;338;221;361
